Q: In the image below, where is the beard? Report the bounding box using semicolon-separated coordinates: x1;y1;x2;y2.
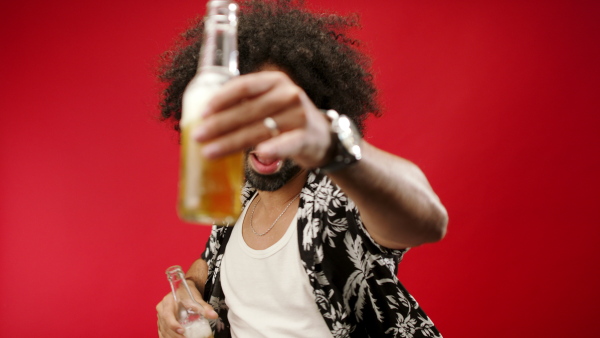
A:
244;153;302;192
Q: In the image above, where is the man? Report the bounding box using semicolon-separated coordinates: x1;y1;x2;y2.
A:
156;1;448;337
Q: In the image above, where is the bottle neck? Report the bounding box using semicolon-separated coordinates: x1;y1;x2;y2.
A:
199;1;239;76
165;265;204;324
165;265;186;303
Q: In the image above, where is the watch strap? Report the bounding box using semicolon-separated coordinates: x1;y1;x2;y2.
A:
318;109;361;173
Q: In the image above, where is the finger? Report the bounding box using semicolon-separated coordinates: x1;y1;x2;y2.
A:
181;280;219;320
255;129;306;159
202;106;306;159
203;71;289;116
157;296;185;337
160;316;185;338
200;301;219;320
255;128;330;168
158;316;185;338
194;79;303;143
158;322;181;338
182;297;218;320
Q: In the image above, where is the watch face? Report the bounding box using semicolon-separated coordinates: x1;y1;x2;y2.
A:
338;116;362;159
319;111;362;172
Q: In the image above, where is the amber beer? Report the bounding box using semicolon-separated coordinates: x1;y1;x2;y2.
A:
177;1;242;225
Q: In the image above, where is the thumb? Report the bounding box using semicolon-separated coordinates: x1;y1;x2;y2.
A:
183;281;218;320
255;130;305;161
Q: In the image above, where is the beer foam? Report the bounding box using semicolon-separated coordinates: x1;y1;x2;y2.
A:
183;319;213;338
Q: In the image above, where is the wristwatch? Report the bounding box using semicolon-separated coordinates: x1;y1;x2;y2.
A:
318;109;362;173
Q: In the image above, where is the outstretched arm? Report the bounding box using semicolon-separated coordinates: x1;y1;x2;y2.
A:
327;142;448;249
196;70;448;249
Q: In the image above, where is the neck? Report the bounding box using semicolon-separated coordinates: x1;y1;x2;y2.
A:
256;169;308;209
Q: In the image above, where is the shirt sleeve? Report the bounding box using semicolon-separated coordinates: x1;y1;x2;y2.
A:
201;225;223;269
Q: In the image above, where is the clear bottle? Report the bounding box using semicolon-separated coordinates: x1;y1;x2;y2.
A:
165;265;214;338
178;0;242;225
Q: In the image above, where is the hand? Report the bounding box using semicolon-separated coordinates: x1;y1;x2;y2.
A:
156;280;218;338
193;70;333;169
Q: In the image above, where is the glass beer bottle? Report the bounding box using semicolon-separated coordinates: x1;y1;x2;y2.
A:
165;265;214;338
178;0;243;225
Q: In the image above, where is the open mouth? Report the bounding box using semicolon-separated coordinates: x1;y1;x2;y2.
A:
249;151;282;175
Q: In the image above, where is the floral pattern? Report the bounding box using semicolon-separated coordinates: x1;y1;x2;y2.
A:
201;171;442;337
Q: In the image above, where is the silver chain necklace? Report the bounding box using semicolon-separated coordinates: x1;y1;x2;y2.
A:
250;193;300;236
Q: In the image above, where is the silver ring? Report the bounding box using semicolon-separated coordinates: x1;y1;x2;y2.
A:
263;117;280;137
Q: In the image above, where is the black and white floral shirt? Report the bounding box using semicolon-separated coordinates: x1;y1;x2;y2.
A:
201;171;442;338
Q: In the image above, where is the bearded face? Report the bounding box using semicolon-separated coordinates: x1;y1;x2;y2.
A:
244;151;302;192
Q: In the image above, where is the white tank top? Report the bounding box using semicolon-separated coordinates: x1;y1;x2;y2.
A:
220;196;333;338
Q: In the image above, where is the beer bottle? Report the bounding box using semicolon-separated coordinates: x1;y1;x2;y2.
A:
178;0;242;225
165;266;214;338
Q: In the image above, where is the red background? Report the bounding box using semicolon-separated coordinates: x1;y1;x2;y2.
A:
1;0;599;337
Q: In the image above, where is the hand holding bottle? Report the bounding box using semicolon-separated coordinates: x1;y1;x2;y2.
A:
193;69;333;170
158;266;218;338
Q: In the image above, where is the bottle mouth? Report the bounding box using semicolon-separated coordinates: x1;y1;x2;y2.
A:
206;1;239;24
208;0;231;5
165;265;184;281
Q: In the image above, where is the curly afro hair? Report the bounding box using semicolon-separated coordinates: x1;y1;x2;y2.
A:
158;0;380;134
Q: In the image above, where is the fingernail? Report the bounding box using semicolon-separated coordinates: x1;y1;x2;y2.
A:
203;143;219;158
176;328;185;334
255;144;275;157
193;126;207;141
200;105;212;117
